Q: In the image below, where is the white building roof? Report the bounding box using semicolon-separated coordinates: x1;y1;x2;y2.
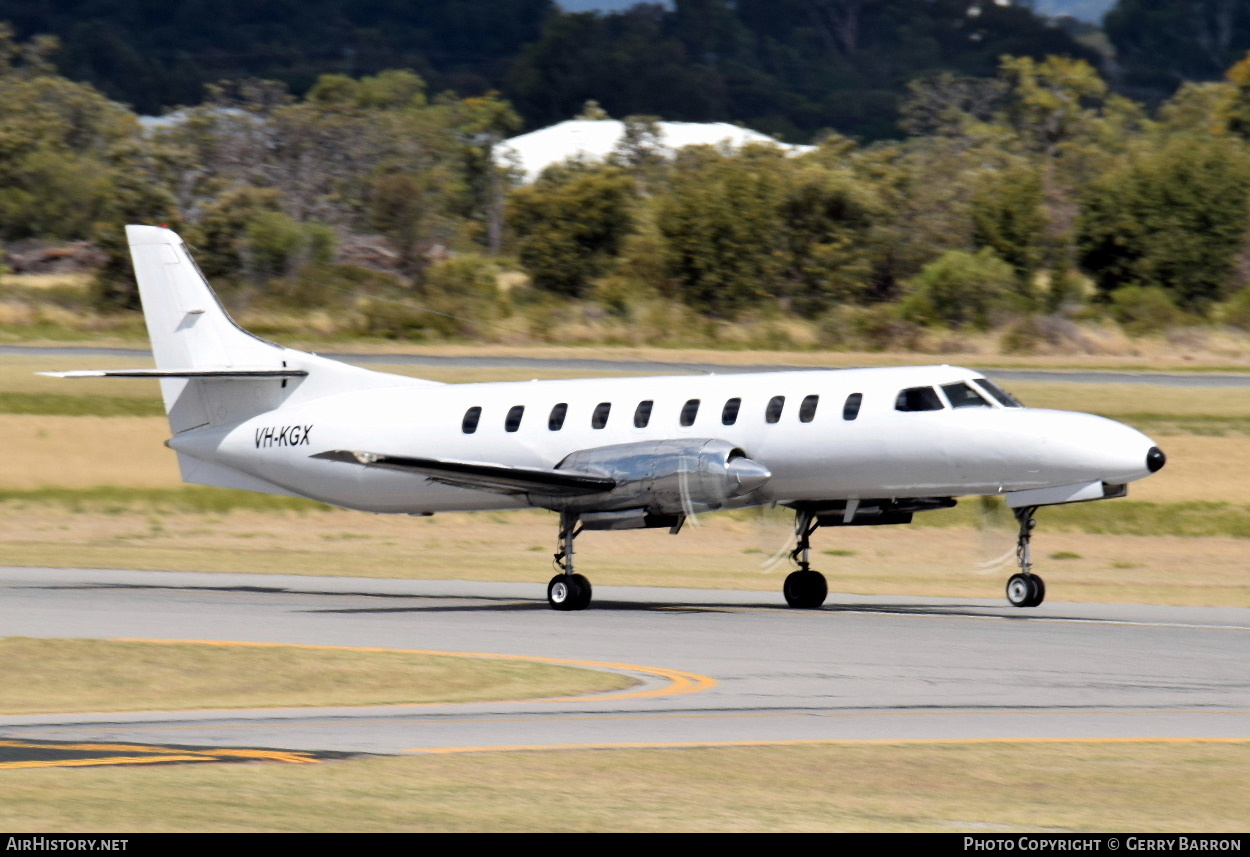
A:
498;119;813;182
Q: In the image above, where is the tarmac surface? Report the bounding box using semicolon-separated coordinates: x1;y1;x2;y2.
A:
2;567;1247;765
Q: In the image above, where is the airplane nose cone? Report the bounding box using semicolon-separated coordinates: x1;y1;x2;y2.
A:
1146;446;1166;473
726;457;772;496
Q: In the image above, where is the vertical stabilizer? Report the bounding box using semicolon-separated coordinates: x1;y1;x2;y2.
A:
128;225;291;432
127;225;282;371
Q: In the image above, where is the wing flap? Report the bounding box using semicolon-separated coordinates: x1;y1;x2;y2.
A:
312;450;615;497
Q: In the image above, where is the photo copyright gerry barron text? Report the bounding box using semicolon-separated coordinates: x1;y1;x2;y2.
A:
965;839;1244;852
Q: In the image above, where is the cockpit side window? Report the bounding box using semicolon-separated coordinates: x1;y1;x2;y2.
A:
941;382;991;409
973;378;1024;408
895;386;945;412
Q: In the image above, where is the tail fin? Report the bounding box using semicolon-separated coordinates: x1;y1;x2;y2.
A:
126;225;436;434
45;225;434;495
127;225;283;372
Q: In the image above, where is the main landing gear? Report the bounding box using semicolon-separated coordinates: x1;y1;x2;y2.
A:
1006;505;1046;608
548;510;592;610
783;509;828;609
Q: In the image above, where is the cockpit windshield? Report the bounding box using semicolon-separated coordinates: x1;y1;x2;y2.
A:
972;378;1024;408
941;382;991;408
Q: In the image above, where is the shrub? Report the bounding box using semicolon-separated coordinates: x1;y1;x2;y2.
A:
1109;285;1184;335
900;248;1016;329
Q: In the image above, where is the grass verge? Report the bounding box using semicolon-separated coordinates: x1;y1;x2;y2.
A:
0;638;634;714
4;505;1248;606
0;742;1245;831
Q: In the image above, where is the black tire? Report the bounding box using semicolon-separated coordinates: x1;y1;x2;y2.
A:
1026;575;1045;607
548;574;581;611
570;573;593;610
1006;573;1033;608
783;570;828;609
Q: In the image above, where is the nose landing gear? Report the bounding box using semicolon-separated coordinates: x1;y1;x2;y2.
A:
1006;505;1045;608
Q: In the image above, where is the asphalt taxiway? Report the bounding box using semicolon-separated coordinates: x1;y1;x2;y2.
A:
1;567;1247;759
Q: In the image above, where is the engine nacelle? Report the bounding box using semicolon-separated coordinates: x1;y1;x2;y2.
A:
540;438;771;515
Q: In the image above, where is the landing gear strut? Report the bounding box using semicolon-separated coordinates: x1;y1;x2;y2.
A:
783;509;828;608
548;510;592;611
1006;505;1045;608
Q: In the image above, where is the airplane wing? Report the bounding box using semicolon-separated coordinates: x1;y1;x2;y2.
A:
40;368;308;379
311;450;615;497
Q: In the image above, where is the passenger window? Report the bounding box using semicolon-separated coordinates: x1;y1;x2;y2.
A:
942;382;991;409
634;400;653;428
972;378;1024;408
722;398;741;426
680;398;700;427
592;402;611;429
843;393;862;420
462;406;482;434
895;387;945;412
505;405;525;432
765;395;785;424
548;403;567;430
799;394;819;423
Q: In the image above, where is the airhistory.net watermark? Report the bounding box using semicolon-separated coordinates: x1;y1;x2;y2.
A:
6;840;128;851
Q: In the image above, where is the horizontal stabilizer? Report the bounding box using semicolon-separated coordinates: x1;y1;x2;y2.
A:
40;368;309;379
313;450;616;497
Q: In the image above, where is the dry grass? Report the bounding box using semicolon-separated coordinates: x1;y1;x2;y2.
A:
4;273;94;291
3;505;1247;606
0;416;179;488
0;638;632;714
0;742;1245;831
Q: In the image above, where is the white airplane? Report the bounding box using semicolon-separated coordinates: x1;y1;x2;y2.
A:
45;226;1167;610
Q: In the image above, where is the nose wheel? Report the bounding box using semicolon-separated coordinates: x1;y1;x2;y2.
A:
783;509;828;608
1007;505;1045;608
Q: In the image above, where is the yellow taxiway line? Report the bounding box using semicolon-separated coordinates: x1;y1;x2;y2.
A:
101;637;718;704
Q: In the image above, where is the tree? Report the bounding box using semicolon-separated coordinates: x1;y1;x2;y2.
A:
969;164;1047;287
1106;0;1250;99
1076;136;1250;310
656;146;785;316
775;163;877;313
1224;52;1250;140
507;163;635;297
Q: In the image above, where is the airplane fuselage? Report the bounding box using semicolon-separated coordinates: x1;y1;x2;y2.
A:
168;363;1159;515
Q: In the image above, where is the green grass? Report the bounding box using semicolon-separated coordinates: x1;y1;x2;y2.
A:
0;392;164;417
0;742;1245;831
908;499;1250;539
